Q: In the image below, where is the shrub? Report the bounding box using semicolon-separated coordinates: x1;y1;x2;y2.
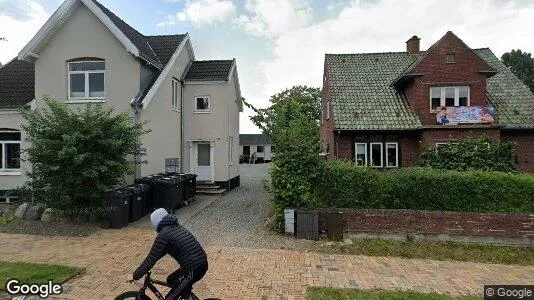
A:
315;161;534;213
420;136;516;172
22;99;149;217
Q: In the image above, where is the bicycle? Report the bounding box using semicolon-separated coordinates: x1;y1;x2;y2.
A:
115;271;214;300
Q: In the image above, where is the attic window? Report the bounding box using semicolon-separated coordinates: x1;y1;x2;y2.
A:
68;61;105;100
446;53;455;63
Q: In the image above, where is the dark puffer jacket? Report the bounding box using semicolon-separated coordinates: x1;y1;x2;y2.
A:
133;215;208;280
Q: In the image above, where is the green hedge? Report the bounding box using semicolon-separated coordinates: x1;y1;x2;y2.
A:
314;161;534;213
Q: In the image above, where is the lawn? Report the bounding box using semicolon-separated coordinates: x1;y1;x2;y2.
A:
307;287;481;300
0;261;84;289
313;238;534;265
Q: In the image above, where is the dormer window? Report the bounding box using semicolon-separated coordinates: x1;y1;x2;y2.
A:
68;60;105;100
430;86;470;111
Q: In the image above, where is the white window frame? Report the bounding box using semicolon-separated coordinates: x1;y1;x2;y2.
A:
194;96;211;113
326;100;330;120
172;79;179;109
67;61;106;101
370;142;383;168
429;86;470;112
385;142;399;168
228;137;234;165
0;131;22;175
354;143;368;166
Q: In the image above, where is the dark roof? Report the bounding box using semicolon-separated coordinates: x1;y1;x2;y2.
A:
144;35;186;66
325;48;534;130
91;0;162;68
239;134;272;145
0;59;34;108
478;48;534;128
325;52;422;130
185;60;234;81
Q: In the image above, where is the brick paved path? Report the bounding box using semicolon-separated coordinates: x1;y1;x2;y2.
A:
1;229;534;299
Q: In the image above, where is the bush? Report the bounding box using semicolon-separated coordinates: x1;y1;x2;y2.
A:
22;99;149;217
315;161;534;213
420;136;516;172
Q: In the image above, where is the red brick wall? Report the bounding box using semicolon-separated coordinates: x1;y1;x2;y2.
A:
335;131;420;166
319;209;534;238
404;33;493;125
319;69;336;160
420;127;501;148
502;130;534;172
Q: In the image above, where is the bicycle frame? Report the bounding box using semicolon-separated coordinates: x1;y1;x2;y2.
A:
134;271;198;300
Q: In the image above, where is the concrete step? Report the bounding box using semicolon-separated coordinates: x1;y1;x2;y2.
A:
196;189;227;195
196;185;222;190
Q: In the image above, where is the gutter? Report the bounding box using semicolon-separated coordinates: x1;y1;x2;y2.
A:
180;79;185;173
132;100;141;181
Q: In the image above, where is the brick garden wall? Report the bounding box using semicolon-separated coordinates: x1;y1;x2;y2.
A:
318;209;534;238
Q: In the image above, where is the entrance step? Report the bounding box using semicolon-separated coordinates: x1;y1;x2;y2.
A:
196;188;227;195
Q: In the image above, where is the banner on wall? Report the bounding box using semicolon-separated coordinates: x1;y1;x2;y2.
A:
436;105;495;125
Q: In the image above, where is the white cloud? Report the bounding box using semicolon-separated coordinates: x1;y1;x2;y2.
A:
233;0;313;38
251;0;534;108
158;0;236;27
0;0;48;64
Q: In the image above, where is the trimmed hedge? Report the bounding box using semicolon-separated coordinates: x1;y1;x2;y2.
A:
314;161;534;213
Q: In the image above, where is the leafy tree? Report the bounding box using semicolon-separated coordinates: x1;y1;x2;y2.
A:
502;49;534;92
22;99;149;217
241;86;321;138
420;136;516;173
241;86;324;231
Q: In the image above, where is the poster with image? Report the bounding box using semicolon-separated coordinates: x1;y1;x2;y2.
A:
436;105;494;125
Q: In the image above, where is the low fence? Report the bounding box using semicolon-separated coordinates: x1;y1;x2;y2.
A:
318;209;534;238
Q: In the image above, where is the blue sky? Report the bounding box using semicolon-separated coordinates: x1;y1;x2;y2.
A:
1;0;534;133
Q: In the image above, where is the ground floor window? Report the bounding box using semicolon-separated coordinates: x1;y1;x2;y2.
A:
0;131;21;173
386;143;399;168
355;143;367;166
354;141;399;168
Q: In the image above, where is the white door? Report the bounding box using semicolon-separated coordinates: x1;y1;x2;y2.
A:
196;143;212;181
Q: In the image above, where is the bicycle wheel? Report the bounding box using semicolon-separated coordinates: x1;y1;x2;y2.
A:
114;291;151;300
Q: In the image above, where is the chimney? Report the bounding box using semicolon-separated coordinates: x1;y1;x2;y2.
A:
406;35;420;54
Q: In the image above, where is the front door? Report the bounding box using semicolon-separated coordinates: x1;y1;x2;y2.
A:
196;142;212;181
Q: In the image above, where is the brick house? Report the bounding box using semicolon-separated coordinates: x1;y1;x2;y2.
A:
320;31;534;172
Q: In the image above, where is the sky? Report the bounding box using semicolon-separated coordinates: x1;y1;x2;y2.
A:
1;0;533;133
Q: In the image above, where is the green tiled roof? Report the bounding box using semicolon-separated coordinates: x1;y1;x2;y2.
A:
325;52;422;130
325;48;534;130
476;48;534;129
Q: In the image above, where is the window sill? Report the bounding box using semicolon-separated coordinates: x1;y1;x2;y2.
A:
193;111;211;114
0;171;22;176
66;99;106;104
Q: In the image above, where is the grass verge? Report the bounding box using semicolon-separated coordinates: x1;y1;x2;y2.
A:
0;261;84;289
307;287;481;300
313;238;534;265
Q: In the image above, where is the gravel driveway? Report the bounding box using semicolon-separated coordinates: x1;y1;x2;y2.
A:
182;163;314;250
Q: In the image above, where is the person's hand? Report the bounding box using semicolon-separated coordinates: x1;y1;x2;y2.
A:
126;274;135;283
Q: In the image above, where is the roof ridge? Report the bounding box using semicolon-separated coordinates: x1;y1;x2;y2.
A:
145;34;186;38
326;51;417;56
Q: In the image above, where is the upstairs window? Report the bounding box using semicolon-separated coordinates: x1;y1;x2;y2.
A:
195;96;210;112
68;61;105;100
326;100;330;120
430;86;470;111
172;79;179;109
257;145;264;153
0;131;21;173
446;53;455;63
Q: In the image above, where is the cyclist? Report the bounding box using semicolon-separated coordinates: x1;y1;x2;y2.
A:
131;208;208;299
